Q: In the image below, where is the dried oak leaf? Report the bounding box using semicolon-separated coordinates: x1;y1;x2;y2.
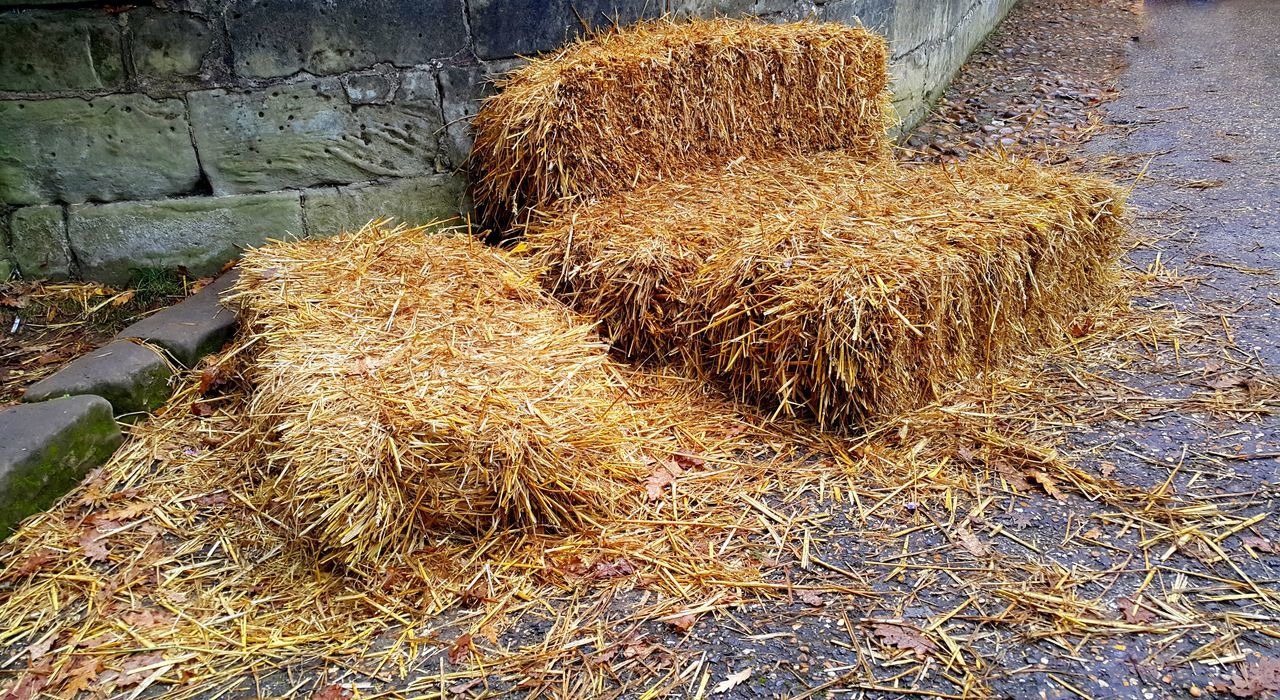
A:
78;527;112;563
1228;656;1280;698
1030;470;1068;502
54;657;99;697
954;521;991;557
8;548;55;579
871;622;937;657
713;667;753;695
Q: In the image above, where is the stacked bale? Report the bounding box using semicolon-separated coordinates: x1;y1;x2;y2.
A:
233;222;647;571
529;152;1125;427
471;17;1127;430
470;18;892;231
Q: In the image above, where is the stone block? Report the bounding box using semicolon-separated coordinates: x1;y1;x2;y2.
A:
0;259;12;282
24;340;173;416
0;95;202;206
667;0;799;17
0;396;122;534
342;67;398;105
469;0;661;59
68;192;302;286
128;8;216;80
304;175;466;237
816;0;896;35
439;60;522;168
116;271;240;368
227;0;467;79
189;74;445;196
11;205;71;280
0;11;124;92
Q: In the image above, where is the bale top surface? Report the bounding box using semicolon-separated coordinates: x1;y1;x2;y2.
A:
470;18;892;232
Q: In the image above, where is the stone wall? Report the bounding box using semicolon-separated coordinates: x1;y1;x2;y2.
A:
0;0;1016;285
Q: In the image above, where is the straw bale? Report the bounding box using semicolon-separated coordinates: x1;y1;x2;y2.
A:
470;18;892;232
232;222;648;571
528;152;1126;428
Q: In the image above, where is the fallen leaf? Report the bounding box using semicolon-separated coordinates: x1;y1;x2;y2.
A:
78;528;111;562
954;521;991;557
1030;470;1067;501
871;622;937;657
447;678;482;695
1118;596;1155;624
448;634;474;665
592;558;635;579
1227;656;1280;697
311;685;353;700
112;652;166;689
121;608;176;629
1240;535;1276;554
666;613;697;633
645;464;678;500
672;452;705;469
797;589;825;607
109;290;135;307
1100;461;1117;478
24;635;54;663
1208;374;1252;391
190;401;216;417
198;366;230;395
713;667;753;695
8;548;55;579
53;657;99;697
1068;317;1095;337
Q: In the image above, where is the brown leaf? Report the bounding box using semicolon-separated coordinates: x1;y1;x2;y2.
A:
1030;470;1067;501
111;652;166;689
190;401;216;417
23;635;54;663
1118;596;1155;624
1100;461;1117;478
121;608;176;629
954;521;991;557
1240;535;1276;554
447;679;482;695
713;667;753;695
1228;656;1280;697
109;290;135;307
645;464;678;500
666;613;697;633
672;452;705;469
1068;317;1095;338
871;622;937;657
8;548;55;579
311;685;353;700
56;656;99;697
797;589;824;607
78;527;111;562
592;558;635;579
198;366;228;395
448;634;474;665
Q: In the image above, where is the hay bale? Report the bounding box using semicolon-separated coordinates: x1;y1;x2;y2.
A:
232;222;647;571
528;153;1126;428
470;18;891;232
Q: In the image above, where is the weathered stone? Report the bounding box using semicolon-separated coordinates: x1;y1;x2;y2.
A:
0;396;122;534
817;0;896;35
128;8;216;80
439;60;522;168
0;258;12;282
68;193;302;286
227;0;466;79
0;11;123;92
304;175;466;237
116;271;240;367
11;205;70;280
190;74;444;195
469;0;660;59
0;95;201;206
667;0;798;17
342;67;398;105
24;340;173;416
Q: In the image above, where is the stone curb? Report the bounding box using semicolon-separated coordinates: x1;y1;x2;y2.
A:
0;270;241;534
0;396;123;534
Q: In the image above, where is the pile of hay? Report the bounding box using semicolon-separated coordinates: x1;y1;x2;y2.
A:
470;17;891;231
528;153;1126;428
232;223;650;572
